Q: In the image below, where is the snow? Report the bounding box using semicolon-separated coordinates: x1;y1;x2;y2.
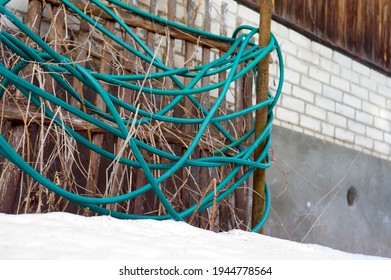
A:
0;212;383;260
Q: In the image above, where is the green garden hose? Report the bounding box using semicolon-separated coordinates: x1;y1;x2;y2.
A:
0;0;283;232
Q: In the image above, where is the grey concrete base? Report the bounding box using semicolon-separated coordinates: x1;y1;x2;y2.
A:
265;125;391;258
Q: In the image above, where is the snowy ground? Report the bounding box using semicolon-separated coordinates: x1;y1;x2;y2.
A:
0;212;383;260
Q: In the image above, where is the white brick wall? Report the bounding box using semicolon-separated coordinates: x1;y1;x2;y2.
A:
270;19;391;161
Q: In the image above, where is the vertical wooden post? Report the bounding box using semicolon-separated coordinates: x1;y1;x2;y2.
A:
251;0;272;233
86;20;115;198
0;0;43;214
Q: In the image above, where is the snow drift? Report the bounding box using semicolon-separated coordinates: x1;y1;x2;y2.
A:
0;212;382;260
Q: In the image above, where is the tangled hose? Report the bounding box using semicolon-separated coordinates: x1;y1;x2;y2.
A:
0;0;283;232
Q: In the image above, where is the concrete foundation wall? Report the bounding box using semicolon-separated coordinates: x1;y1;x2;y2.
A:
267;125;391;258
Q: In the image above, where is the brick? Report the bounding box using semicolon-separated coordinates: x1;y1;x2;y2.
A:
174;54;185;68
314;132;326;140
309;66;330;83
343;93;362;109
303;128;316;137
271;21;289;39
279;121;292;130
321;123;335;137
292;86;314;102
302;75;322;94
281;96;305;113
379;108;391;121
269;76;281;92
335;127;354;142
377;85;389;97
226;90;235;104
281;82;293;95
300;115;321;131
333;51;352;69
356;111;374;125
330;75;350;92
291;125;304;133
387;100;391;110
286;54;308;74
237;4;259;24
348;120;366;134
289;30;311;49
311;41;332;59
298;48;320;65
320;58;340;75
176;3;185;20
211;22;220;36
226;12;238;29
284;68;300;85
355;135;373;149
306;104;326;120
174;40;183;54
316;96;335;111
327;112;347;128
341;68;359;84
370;69;387;85
362;101;379;116
343;142;355;150
374;141;390;155
276;107;299;125
366;127;383;141
323;85;343;102
336;103;355;119
369;92;386;107
157;0;168;14
352;60;370;77
374;117;390;131
384;133;391;144
5;0;29;11
360;76;377;91
226;19;238;31
279;40;298;56
350;83;369;101
273;119;282;127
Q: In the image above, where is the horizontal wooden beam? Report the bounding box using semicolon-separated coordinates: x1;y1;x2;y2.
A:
39;0;234;53
0;99;229;152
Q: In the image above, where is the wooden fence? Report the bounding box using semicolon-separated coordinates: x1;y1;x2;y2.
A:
0;0;257;231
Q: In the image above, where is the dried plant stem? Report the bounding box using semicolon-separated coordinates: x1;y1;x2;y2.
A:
188;178;216;225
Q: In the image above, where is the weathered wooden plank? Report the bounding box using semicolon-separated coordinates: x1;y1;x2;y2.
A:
86;20;115;198
0;125;24;213
217;1;232;232
364;0;374;62
336;0;346;47
387;1;391;69
109;5;139;212
374;0;388;67
182;0;200;225
159;0;179;220
136;0;159;216
238;0;391;75
0;0;43;214
198;0;212;230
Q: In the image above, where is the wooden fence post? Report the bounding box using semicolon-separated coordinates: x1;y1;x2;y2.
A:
251;0;272;233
